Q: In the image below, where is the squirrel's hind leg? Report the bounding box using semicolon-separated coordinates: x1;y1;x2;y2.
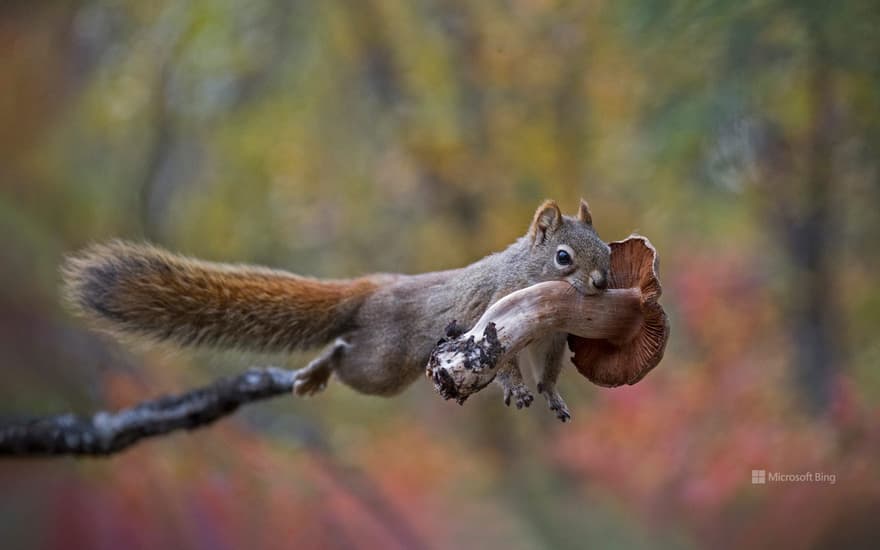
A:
293;338;350;396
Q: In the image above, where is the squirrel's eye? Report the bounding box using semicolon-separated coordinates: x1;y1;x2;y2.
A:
555;249;573;267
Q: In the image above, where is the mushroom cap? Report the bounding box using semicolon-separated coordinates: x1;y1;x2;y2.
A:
567;235;669;387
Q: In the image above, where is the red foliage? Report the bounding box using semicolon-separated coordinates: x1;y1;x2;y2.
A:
551;251;880;546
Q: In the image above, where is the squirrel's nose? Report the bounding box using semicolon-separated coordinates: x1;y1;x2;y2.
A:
590;270;608;291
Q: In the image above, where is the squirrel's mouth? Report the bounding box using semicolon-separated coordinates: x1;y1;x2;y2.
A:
567;279;601;297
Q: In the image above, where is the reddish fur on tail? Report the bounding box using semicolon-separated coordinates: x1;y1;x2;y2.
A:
62;241;378;352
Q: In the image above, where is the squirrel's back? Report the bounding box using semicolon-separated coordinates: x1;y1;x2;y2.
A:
62;241;379;353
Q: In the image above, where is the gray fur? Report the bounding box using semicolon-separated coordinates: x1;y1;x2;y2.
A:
66;200;610;419
296;200;611;418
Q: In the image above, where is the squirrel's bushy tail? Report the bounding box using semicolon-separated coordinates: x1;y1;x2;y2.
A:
62;241;378;353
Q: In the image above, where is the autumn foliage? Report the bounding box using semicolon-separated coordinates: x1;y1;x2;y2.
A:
2;0;880;548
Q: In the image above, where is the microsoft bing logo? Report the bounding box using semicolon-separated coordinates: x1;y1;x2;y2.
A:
751;470;766;484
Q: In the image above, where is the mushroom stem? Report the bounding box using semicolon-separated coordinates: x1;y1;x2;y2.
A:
426;282;643;403
471;284;643;342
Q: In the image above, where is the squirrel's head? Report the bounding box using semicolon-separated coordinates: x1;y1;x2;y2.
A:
526;198;611;296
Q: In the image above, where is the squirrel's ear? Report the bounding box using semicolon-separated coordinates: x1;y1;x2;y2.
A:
530;200;562;244
577;198;593;225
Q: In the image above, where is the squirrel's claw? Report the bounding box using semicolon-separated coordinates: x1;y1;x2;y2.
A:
494;360;533;410
292;363;333;397
538;383;571;422
293;376;327;397
551;402;571;422
502;384;534;409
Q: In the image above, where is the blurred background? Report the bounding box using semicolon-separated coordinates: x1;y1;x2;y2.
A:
2;0;879;548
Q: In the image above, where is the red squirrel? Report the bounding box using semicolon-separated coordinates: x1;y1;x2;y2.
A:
63;199;611;421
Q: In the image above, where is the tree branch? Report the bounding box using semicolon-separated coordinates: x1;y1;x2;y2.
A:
0;367;296;457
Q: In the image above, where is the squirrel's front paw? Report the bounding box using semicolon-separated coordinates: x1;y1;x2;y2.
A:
494;361;533;410
538;383;571;422
502;383;534;409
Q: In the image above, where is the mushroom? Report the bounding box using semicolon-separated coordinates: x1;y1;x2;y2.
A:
567;235;669;387
426;235;669;403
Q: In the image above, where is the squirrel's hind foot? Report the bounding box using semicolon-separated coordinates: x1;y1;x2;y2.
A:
293;339;349;397
293;370;331;396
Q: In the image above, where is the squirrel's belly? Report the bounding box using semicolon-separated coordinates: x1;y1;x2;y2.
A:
331;335;428;396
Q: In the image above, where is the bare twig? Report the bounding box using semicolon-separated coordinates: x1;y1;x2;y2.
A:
0;367;296;457
0;367;428;545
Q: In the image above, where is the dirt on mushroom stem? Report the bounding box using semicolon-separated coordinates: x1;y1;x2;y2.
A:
427;322;504;403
